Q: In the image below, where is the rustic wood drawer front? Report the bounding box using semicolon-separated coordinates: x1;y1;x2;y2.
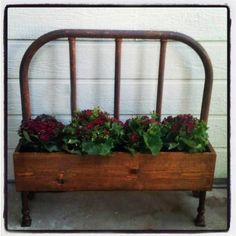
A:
137;153;216;190
14;152;140;191
14;151;215;192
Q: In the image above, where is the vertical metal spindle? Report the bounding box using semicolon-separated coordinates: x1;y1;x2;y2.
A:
114;38;122;119
156;39;167;118
68;37;77;116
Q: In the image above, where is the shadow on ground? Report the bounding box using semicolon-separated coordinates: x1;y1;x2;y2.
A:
6;183;228;231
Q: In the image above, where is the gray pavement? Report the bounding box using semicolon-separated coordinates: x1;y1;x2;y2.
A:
6;183;228;231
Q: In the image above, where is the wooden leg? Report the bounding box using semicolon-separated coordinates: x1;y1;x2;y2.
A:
28;192;35;200
194;191;206;227
192;191;200;198
21;192;31;227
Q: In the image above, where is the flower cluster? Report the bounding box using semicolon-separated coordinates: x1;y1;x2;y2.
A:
18;114;64;152
73;109;109;126
162;114;196;134
18;109;209;155
62;108;124;155
161;114;208;152
123;115;162;155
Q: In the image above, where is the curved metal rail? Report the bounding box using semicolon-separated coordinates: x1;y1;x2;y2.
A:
19;29;213;122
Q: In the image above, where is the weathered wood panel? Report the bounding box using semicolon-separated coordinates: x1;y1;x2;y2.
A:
8;41;227;80
137;152;215;190
13;149;216;191
7;116;227;149
8;8;227;40
8;147;228;181
7;80;227;115
7;148;227;181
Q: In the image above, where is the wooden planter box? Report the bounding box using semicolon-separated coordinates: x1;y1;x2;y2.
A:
13;142;216;227
14;143;216;192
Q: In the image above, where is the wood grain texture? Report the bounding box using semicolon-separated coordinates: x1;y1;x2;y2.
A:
7;80;227;115
8;41;227;80
8;8;227;40
6;147;227;180
13;146;216;191
7;116;227;149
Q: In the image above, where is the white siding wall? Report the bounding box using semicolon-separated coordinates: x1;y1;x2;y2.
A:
7;7;228;180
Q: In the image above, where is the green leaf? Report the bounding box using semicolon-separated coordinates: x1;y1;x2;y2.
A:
62;145;81;154
44;144;60;152
179;137;196;148
168;142;179;150
67;138;79;144
23;130;32;142
143;133;162;155
126;147;136;155
99;143;112;156
82;141;112;156
150;111;159;120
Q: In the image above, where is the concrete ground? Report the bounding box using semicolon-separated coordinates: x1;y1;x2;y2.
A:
6;183;228;231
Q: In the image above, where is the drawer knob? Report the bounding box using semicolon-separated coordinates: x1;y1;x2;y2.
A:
57;171;65;184
130;168;139;174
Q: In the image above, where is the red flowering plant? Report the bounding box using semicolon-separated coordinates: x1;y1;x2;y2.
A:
18;114;64;152
122;114;163;155
62;107;124;155
161;114;209;152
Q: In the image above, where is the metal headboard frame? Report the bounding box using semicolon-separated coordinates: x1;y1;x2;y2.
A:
19;29;213;122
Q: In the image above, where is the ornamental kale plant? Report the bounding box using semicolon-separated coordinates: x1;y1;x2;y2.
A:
18;110;210;155
62;108;124;155
161;114;208;152
18;114;64;152
123;114;163;155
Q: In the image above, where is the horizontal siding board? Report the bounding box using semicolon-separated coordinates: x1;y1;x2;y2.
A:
7;149;15;180
7;80;227;115
214;148;228;179
8;40;227;80
7;115;227;149
8;7;227;40
7;148;228;181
